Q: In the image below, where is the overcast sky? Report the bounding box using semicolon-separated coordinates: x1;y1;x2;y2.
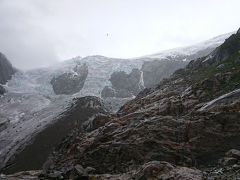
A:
0;0;239;70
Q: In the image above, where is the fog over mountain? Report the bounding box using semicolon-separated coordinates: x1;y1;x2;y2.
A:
1;1;240;179
0;0;239;69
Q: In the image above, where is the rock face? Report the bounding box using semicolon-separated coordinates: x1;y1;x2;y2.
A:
50;64;88;95
0;52;16;84
37;30;240;179
141;59;187;88
188;30;240;69
0;85;6;95
101;60;187;98
101;68;144;98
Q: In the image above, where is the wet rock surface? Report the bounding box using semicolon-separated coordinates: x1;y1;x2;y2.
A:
0;85;6;95
50;64;88;95
141;59;187;88
2;96;109;174
101;68;144;98
0;52;16;85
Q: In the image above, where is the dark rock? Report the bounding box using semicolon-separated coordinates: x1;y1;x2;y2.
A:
110;68;143;94
4;96;109;174
115;89;132;98
199;31;240;68
51;64;88;95
141;59;187;88
200;78;219;91
0;85;6;95
237;28;240;34
0;52;16;84
101;86;115;98
102;68;144;98
218;157;238;166
74;164;85;176
226;149;240;160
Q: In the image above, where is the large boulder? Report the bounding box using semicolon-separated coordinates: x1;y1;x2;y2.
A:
51;64;88;95
0;52;16;84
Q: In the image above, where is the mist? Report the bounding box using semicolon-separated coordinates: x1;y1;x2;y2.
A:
0;0;239;70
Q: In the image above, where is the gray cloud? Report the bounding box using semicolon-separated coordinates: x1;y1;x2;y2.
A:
0;0;239;70
0;0;58;70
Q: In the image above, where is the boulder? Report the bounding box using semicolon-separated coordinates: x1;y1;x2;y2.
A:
51;64;88;95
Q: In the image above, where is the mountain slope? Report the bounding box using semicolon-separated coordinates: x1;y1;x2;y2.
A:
0;31;235;176
36;29;240;179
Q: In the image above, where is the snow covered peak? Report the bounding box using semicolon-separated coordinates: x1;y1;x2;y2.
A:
4;32;234;98
143;32;234;61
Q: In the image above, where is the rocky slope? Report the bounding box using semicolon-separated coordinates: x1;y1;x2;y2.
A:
31;29;240;179
2;96;109;174
0;31;236;179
